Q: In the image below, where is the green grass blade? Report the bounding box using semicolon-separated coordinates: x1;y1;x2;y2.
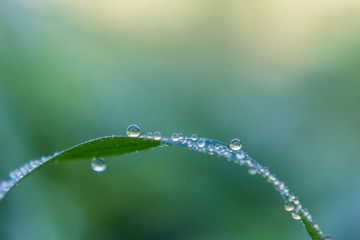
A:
0;134;331;240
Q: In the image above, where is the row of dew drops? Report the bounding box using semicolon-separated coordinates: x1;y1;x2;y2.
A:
120;124;333;240
0;124;332;240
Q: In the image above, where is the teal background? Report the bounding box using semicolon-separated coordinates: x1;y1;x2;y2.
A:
1;0;360;239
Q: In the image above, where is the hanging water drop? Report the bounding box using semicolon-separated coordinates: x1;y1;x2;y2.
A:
153;131;161;140
91;158;106;173
126;124;140;137
230;138;242;151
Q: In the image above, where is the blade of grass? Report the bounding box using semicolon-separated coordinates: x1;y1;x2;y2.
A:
0;134;330;240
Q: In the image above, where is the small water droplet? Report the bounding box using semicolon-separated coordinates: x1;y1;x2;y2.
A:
312;222;320;230
191;134;198;141
291;211;301;220
91;158;106;173
197;138;205;148
284;201;295;211
178;133;184;140
171;133;179;141
235;150;245;160
230;138;242;151
207;144;215;152
248;166;258;175
126;124;140;137
153;131;161;140
289;193;296;201
323;235;334;240
146;132;153;139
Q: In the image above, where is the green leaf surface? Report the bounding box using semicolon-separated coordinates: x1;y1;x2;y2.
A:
50;136;163;163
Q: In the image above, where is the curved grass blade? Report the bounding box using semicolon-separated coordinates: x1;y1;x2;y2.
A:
0;136;163;200
0;133;331;240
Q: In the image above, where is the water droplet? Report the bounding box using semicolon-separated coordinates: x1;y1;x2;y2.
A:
313;222;321;230
171;133;179;141
293;196;300;205
191;134;198;141
302;209;309;217
289;193;296;201
178;133;184;140
91;158;106;173
284;201;295;211
291;211;301;220
248;166;258;175
126;124;140;137
146;132;153;139
324;235;334;240
235;150;245;160
230;138;242;151
208;144;215;152
153;131;161;140
197;138;205;148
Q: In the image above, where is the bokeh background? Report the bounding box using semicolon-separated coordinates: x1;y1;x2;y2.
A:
1;0;360;239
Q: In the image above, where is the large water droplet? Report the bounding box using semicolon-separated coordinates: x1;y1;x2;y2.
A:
153;131;161;140
126;124;140;137
230;138;242;151
91;158;106;173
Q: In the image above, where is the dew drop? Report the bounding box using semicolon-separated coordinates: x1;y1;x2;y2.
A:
284;201;295;211
230;138;242;151
191;134;198;141
293;196;300;205
302;209;309;217
197;138;205;148
312;222;320;231
291;211;301;220
289;193;296;201
178;133;184;140
235;150;245;160
91;158;106;173
208;144;215;152
146;132;153;139
171;133;179;141
153;131;161;140
248;166;258;175
323;235;334;240
126;124;140;137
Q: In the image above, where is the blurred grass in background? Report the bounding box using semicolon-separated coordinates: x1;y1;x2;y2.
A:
1;0;360;239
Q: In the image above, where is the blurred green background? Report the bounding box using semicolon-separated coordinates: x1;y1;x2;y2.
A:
1;0;360;239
